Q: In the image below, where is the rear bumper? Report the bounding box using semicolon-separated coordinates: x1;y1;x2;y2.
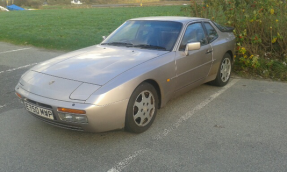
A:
15;83;128;132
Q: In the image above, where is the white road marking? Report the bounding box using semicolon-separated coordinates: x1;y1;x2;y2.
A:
0;104;7;109
107;79;240;172
107;149;149;172
0;63;37;74
0;48;31;54
153;79;239;140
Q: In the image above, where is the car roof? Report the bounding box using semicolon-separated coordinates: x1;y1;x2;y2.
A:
130;16;210;24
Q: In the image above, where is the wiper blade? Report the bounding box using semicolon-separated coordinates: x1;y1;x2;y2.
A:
132;44;166;50
101;42;133;46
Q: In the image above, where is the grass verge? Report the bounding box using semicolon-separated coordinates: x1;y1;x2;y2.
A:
0;6;185;50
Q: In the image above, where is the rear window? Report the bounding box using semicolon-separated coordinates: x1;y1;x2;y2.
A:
212;22;234;32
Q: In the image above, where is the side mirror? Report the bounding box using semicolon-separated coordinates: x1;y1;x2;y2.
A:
185;42;201;56
102;36;106;40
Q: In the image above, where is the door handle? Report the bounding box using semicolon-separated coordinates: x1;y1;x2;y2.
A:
206;50;213;54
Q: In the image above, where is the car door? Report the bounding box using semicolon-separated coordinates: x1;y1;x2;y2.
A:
174;22;213;90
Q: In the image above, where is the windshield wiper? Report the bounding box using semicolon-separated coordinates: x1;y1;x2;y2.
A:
101;42;133;46
132;44;166;50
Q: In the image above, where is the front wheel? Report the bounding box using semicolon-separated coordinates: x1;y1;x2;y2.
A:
210;53;232;87
125;82;158;133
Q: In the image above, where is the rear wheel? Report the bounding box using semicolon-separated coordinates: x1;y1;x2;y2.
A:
210;53;232;87
125;82;158;133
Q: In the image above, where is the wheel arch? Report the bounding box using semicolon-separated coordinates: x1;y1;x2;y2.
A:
226;50;234;62
143;79;162;109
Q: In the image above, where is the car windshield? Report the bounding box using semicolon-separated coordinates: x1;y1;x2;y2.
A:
102;20;183;51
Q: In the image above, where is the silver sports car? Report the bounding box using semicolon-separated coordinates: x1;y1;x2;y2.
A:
15;17;235;133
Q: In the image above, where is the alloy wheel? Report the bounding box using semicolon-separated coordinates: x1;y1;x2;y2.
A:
220;58;231;82
133;90;155;127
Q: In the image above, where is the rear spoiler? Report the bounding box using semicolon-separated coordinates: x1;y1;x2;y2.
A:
222;26;235;32
212;21;234;32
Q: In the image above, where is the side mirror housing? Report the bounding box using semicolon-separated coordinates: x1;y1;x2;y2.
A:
102;36;106;40
185;42;201;56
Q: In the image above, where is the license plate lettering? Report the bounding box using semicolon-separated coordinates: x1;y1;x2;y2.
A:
32;105;39;114
47;110;53;118
40;108;48;117
24;102;54;120
26;103;32;111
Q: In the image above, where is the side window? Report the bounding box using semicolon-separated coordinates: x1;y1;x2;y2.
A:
179;23;207;51
204;22;218;43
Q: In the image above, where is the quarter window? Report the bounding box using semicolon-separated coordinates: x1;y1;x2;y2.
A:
179;23;207;51
204;22;218;43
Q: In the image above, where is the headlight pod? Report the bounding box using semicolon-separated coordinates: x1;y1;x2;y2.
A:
70;83;101;101
57;107;88;124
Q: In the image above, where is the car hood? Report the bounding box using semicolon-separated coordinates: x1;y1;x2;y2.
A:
19;70;102;102
31;45;168;85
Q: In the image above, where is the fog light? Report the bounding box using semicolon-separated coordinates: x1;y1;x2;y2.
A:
58;113;73;122
75;115;88;124
64;114;73;122
58;113;88;124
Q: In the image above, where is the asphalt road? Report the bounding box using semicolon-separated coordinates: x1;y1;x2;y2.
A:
0;42;287;172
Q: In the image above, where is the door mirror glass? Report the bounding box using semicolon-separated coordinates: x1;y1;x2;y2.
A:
185;42;201;56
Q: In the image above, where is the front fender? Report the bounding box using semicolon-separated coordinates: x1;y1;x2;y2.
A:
85;52;176;107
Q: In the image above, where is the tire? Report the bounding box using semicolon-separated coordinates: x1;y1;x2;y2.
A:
209;53;232;87
125;82;158;133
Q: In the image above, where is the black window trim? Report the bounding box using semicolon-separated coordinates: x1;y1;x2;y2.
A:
202;21;219;43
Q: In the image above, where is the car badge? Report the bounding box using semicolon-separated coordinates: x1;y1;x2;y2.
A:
49;81;55;85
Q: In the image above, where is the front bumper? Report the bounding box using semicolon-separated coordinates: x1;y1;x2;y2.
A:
15;83;128;132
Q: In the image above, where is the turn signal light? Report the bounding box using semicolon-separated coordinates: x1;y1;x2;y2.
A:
57;107;86;114
16;92;22;99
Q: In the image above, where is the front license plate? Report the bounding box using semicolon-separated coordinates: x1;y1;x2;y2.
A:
24;101;54;120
